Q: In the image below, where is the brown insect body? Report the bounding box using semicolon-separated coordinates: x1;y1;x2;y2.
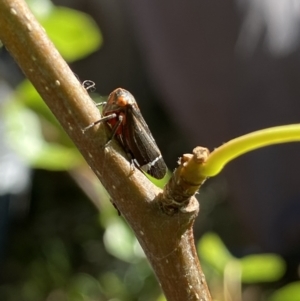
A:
102;88;167;179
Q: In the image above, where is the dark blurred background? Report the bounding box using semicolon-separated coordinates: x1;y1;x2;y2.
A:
1;0;300;300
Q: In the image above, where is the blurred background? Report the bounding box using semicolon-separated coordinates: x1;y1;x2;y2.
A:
1;0;300;300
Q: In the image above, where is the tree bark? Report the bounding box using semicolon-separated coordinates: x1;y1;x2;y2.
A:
0;0;212;300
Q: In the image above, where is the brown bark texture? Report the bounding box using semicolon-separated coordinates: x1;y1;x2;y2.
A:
0;0;212;300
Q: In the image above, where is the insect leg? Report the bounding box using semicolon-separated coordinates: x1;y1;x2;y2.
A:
95;102;107;107
105;115;124;146
83;113;117;132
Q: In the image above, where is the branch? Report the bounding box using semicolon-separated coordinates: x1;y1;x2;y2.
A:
0;0;212;300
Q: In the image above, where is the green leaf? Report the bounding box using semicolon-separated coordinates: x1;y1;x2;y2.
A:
28;0;102;61
268;282;300;301
16;80;77;149
240;254;286;283
156;294;167;301
198;233;286;284
197;232;233;272
103;217;144;262
3;101;82;170
16;80;57;124
99;272;128;299
41;7;102;61
67;273;103;301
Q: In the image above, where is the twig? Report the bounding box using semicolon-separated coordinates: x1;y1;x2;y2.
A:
201;124;300;177
0;0;212;300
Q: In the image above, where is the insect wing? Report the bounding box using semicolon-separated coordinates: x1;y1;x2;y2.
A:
123;105;167;179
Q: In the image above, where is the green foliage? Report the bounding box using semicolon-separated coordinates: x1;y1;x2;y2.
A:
27;0;102;62
197;232;233;273
268;282;300;301
103;217;145;263
15;80;60;126
3;0;102;170
67;273;103;301
198;232;286;283
3;89;83;170
240;254;286;283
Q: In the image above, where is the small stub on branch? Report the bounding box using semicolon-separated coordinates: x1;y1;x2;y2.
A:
160;146;210;215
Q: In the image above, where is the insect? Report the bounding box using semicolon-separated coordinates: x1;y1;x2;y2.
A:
84;88;167;179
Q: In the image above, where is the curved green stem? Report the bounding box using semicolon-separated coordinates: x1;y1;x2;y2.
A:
200;124;300;177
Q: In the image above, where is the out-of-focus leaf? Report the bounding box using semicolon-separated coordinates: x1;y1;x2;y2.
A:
197;232;233;272
268;282;300;301
16;80;78;148
67;273;103;301
27;0;53;17
27;0;102;61
22;279;44;301
3;101;82;170
240;254;286;283
42;239;71;285
16;80;58;125
198;233;286;284
100;272;129;300
156;294;167;301
43;9;101;61
103;217;144;262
